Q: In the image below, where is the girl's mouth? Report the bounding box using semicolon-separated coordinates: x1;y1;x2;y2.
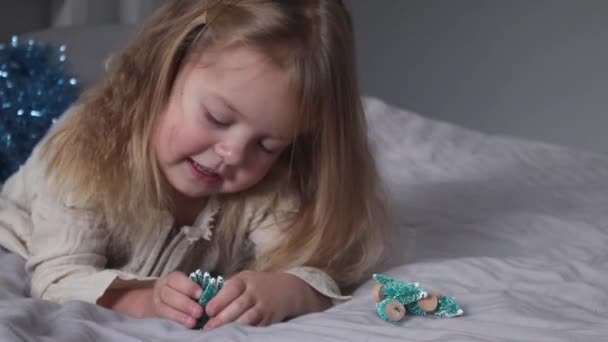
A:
188;158;223;184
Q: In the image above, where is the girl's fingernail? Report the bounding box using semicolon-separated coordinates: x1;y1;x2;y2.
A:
187;317;196;327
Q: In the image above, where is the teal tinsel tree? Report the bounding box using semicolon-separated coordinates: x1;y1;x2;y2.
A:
0;36;80;182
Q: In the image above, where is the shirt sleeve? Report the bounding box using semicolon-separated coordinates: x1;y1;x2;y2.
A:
284;266;352;302
247;196;352;303
25;186;155;305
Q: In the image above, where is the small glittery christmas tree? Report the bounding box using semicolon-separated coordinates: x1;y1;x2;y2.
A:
372;274;463;322
189;270;224;329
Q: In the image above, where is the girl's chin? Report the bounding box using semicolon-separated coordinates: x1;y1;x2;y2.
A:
167;178;213;200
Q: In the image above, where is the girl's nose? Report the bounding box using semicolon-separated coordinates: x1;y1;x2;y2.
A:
214;140;246;166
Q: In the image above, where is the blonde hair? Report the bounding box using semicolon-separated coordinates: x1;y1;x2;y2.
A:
42;0;387;290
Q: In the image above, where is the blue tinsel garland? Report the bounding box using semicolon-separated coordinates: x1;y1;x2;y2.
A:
0;36;80;183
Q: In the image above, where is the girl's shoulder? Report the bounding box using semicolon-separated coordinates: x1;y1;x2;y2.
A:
2;143;49;207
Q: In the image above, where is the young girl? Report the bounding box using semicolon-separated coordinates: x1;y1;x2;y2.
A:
0;0;386;330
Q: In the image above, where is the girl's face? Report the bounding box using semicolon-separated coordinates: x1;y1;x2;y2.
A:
154;45;296;201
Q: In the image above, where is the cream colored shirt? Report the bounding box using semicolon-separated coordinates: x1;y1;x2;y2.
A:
0;147;350;305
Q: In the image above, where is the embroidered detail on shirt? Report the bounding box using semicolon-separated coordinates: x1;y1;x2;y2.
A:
182;197;220;244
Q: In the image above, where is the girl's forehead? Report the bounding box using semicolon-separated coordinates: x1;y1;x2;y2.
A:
183;45;299;139
191;43;285;72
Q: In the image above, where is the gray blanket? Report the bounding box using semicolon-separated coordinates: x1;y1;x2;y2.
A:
1;97;607;341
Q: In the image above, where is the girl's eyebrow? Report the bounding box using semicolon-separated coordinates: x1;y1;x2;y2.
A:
215;94;241;117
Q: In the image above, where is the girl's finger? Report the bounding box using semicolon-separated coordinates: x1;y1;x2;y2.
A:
205;293;255;330
166;272;203;299
235;306;264;326
259;313;276;327
205;278;246;317
159;283;204;319
156;301;198;329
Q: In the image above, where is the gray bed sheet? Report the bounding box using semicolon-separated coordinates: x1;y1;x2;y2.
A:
1;97;607;341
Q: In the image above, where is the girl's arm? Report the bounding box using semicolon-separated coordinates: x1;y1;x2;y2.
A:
282;272;333;316
98;272;206;329
97;287;152;318
26;186;157;307
2;145;131;305
27;189;119;303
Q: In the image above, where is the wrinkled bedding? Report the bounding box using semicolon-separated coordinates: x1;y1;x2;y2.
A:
1;97;607;341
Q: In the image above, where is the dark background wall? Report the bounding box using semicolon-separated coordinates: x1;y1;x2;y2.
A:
345;0;608;154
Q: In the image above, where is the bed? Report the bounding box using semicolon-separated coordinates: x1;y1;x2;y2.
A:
1;26;607;341
1;96;607;341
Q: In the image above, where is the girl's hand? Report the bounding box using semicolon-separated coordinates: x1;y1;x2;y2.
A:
203;270;331;330
143;271;205;328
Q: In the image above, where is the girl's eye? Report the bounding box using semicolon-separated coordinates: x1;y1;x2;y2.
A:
258;141;276;154
206;113;230;127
